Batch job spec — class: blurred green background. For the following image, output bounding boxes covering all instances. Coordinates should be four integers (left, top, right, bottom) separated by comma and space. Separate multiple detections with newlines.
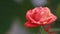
0, 0, 60, 34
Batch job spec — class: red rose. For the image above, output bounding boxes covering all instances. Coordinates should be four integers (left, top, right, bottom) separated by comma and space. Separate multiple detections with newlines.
24, 7, 57, 28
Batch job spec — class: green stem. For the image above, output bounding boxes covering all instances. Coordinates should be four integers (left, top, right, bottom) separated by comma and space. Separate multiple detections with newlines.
40, 26, 47, 34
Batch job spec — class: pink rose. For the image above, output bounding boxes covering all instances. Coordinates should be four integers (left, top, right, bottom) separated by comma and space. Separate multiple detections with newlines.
24, 7, 57, 28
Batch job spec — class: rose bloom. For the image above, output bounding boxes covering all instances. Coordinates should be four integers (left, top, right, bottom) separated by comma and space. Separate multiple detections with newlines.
24, 7, 57, 28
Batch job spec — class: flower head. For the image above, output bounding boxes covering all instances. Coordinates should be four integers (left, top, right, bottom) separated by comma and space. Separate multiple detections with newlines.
24, 7, 57, 28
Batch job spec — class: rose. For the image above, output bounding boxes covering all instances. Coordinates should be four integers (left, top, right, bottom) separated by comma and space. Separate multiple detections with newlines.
24, 7, 57, 28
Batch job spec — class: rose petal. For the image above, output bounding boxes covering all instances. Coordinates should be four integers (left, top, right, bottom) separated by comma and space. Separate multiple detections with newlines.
24, 22, 39, 28
47, 14, 57, 24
